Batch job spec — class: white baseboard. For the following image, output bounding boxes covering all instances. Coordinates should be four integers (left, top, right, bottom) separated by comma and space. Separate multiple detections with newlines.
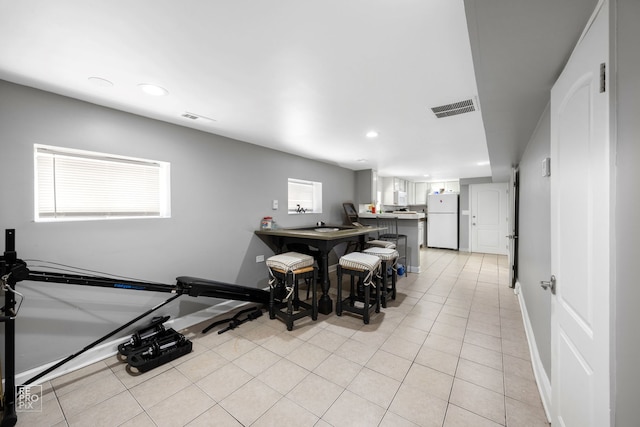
515, 281, 552, 422
13, 298, 250, 386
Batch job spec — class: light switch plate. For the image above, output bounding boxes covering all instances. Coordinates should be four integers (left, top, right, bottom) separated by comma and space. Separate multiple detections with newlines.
272, 199, 278, 210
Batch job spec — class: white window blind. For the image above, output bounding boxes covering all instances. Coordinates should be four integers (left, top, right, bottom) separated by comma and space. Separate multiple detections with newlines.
288, 178, 322, 214
35, 145, 170, 221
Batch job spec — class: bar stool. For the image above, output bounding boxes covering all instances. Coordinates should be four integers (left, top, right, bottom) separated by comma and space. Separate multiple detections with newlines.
376, 215, 409, 275
366, 239, 396, 249
266, 252, 318, 331
336, 252, 381, 324
363, 247, 399, 308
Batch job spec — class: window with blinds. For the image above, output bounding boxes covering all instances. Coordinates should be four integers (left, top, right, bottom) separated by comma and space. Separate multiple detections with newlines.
288, 178, 322, 214
34, 145, 171, 221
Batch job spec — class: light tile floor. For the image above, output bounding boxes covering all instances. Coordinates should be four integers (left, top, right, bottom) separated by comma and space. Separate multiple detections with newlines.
17, 249, 550, 427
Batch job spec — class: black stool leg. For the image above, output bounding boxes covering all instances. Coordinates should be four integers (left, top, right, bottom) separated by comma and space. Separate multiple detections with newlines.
292, 274, 301, 311
312, 268, 318, 320
363, 284, 371, 324
374, 274, 381, 313
380, 260, 388, 308
286, 271, 294, 331
391, 260, 397, 299
269, 281, 276, 319
336, 265, 343, 316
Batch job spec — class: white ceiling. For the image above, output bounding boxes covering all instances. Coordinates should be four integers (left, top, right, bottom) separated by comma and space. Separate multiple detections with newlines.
464, 0, 598, 182
0, 0, 597, 183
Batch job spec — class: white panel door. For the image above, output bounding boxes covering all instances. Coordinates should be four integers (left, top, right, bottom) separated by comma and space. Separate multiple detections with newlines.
470, 183, 508, 255
550, 1, 610, 426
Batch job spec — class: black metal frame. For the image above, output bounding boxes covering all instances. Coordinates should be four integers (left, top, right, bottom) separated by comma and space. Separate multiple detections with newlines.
268, 267, 318, 331
0, 229, 272, 427
335, 265, 380, 325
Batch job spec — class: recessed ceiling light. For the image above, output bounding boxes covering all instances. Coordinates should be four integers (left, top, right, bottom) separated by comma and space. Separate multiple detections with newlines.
88, 77, 113, 88
138, 83, 168, 96
477, 161, 490, 166
356, 158, 367, 163
423, 174, 430, 177
366, 130, 379, 138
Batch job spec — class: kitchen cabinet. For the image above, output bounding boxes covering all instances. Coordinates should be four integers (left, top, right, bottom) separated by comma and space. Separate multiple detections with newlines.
382, 177, 394, 205
384, 177, 418, 206
415, 182, 428, 204
407, 181, 416, 205
393, 177, 408, 192
427, 180, 460, 194
418, 219, 425, 247
355, 169, 378, 204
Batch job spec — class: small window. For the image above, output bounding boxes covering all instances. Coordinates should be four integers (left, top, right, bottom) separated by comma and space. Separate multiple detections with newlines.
34, 144, 171, 221
288, 178, 322, 214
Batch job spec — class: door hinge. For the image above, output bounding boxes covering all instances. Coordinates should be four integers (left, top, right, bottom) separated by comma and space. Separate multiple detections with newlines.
600, 62, 606, 93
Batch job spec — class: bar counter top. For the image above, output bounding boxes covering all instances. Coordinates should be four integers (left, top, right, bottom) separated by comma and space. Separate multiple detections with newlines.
255, 224, 382, 240
357, 212, 425, 220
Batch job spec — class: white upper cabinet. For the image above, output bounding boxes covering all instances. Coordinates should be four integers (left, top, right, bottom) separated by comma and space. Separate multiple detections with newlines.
415, 182, 428, 204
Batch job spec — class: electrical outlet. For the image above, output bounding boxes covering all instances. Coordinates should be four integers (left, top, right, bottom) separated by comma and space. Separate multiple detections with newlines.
272, 199, 278, 210
256, 255, 265, 263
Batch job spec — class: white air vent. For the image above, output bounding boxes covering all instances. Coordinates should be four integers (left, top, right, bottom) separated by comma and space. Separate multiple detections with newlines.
431, 99, 476, 118
180, 112, 216, 122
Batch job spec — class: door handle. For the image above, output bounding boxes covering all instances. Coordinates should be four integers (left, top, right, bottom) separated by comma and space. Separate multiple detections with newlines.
506, 234, 519, 239
540, 275, 556, 294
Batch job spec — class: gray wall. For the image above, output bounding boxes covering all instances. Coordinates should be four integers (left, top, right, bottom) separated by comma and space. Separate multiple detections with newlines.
614, 0, 640, 424
517, 104, 552, 379
458, 177, 492, 251
0, 80, 356, 374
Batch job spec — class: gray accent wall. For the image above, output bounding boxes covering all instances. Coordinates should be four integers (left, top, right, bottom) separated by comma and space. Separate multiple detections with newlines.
0, 80, 356, 374
614, 0, 640, 424
517, 104, 552, 379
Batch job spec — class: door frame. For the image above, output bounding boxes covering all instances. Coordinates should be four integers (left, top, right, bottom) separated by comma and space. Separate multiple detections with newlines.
508, 167, 520, 288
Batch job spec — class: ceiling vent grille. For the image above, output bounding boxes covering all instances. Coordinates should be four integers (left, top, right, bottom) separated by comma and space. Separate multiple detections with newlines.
180, 112, 216, 122
431, 99, 476, 118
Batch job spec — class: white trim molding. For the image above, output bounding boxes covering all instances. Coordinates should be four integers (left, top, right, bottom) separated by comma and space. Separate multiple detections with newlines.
515, 281, 552, 422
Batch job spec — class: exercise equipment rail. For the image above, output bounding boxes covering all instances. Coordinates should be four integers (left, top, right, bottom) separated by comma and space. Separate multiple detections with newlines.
0, 229, 271, 427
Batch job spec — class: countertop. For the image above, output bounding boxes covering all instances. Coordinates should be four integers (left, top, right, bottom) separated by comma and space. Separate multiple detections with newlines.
255, 225, 385, 240
358, 212, 426, 220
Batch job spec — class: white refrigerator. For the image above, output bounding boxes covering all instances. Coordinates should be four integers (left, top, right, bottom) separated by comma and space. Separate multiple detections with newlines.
427, 193, 459, 250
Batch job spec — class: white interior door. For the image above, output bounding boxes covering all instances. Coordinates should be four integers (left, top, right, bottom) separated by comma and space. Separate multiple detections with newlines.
470, 183, 508, 255
550, 1, 611, 426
